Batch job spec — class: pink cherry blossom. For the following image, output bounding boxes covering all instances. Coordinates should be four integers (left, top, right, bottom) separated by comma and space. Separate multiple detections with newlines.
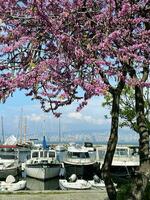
0, 0, 149, 114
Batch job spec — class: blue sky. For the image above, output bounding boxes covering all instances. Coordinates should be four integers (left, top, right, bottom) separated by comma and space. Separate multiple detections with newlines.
0, 90, 138, 144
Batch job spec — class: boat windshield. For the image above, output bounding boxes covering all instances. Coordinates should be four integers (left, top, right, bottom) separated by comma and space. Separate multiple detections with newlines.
68, 152, 90, 158
0, 154, 17, 159
114, 148, 128, 156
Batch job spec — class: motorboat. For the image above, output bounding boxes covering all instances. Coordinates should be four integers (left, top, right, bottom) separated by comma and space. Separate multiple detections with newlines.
25, 149, 61, 180
88, 175, 105, 190
59, 174, 91, 190
0, 152, 20, 179
88, 175, 117, 190
63, 144, 99, 179
97, 145, 139, 176
0, 175, 26, 191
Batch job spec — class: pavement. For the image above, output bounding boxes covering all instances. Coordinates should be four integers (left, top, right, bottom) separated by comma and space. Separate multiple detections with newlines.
0, 190, 108, 200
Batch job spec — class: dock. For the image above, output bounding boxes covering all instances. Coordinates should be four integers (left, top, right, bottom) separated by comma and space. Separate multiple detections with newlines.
0, 190, 108, 200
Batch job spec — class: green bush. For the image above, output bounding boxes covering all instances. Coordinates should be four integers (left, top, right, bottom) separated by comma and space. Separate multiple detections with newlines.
117, 183, 132, 200
117, 182, 150, 200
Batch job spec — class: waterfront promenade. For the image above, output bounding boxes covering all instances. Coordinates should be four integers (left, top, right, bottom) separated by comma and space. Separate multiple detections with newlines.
0, 190, 108, 200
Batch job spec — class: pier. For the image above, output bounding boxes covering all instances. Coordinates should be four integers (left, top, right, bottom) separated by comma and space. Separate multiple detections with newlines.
0, 190, 108, 200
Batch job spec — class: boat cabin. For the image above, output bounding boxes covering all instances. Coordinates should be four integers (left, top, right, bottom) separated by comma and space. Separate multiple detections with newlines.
64, 145, 95, 165
97, 145, 139, 168
67, 151, 90, 159
31, 150, 56, 159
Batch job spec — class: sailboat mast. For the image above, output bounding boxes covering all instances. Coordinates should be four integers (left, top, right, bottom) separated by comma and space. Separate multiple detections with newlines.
58, 118, 61, 143
20, 108, 23, 144
24, 117, 27, 143
1, 116, 4, 144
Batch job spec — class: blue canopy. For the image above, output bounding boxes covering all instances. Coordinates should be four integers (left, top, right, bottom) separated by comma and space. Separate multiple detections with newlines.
42, 136, 47, 149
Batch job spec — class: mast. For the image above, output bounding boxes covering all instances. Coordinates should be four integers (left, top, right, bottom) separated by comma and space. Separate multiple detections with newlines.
1, 116, 4, 144
19, 108, 23, 144
24, 117, 27, 143
58, 118, 61, 143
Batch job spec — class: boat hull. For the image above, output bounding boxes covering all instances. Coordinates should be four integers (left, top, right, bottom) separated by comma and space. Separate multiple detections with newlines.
59, 179, 91, 190
0, 180, 26, 191
0, 167, 19, 179
88, 180, 106, 190
64, 163, 99, 179
25, 164, 61, 180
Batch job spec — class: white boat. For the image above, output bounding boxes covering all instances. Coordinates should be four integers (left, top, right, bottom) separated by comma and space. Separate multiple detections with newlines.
63, 144, 98, 179
59, 174, 91, 190
0, 152, 20, 179
88, 175, 106, 190
97, 145, 139, 176
88, 175, 117, 190
88, 180, 106, 190
0, 175, 26, 191
25, 149, 61, 180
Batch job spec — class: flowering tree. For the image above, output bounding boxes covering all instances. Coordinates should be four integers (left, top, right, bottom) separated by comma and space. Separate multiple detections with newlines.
0, 1, 149, 199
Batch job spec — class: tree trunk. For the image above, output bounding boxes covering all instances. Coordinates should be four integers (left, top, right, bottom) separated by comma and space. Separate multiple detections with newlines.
101, 91, 121, 200
129, 86, 150, 200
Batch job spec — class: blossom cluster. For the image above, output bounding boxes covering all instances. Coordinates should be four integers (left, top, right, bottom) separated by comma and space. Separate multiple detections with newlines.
0, 0, 149, 114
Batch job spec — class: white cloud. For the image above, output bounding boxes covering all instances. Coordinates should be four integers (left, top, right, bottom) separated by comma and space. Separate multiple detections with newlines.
67, 112, 110, 125
26, 113, 48, 122
68, 112, 82, 120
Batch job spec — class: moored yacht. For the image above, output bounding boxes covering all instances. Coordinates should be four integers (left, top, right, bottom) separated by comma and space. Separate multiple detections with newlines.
0, 151, 20, 179
63, 144, 99, 179
97, 145, 139, 176
25, 148, 61, 180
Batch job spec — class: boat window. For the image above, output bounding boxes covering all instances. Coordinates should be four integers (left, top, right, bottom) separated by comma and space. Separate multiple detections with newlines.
0, 154, 17, 159
67, 152, 89, 158
72, 152, 80, 158
80, 152, 90, 158
67, 152, 72, 158
49, 151, 55, 158
115, 149, 128, 156
98, 150, 106, 159
41, 160, 48, 164
40, 151, 43, 157
44, 151, 47, 157
84, 142, 93, 147
32, 152, 38, 158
